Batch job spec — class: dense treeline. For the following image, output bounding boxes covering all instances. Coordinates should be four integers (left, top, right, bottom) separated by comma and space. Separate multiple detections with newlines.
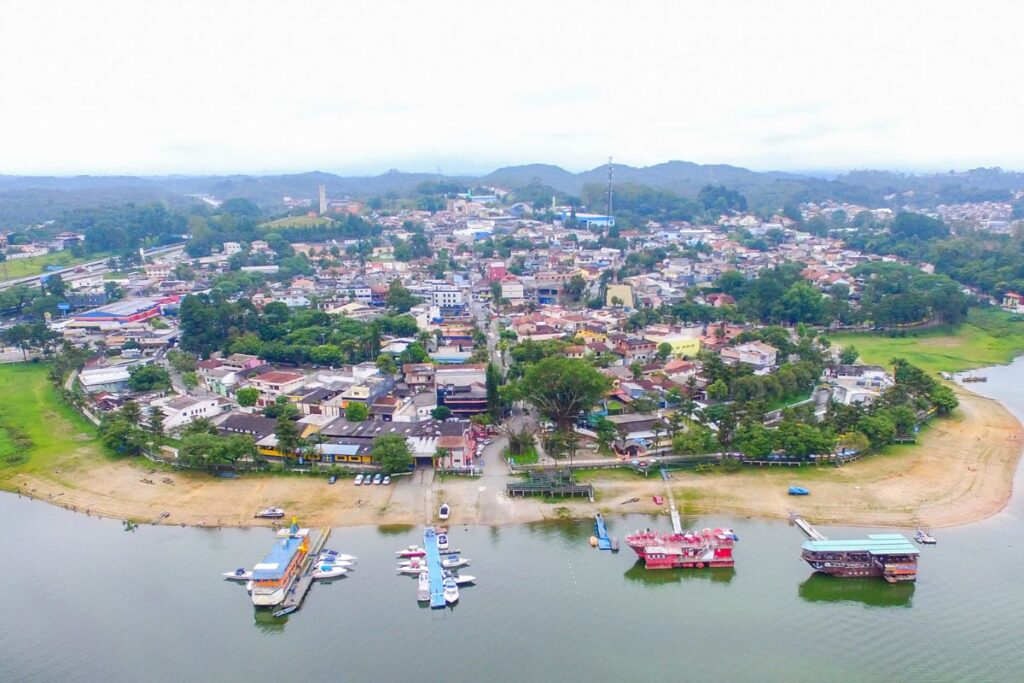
179, 294, 425, 366
58, 203, 187, 255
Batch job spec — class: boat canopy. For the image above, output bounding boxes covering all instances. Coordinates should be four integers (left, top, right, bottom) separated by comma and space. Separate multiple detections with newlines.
801, 534, 919, 556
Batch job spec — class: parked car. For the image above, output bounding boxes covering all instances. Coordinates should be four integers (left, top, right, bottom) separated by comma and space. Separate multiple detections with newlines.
373, 473, 383, 485
328, 475, 337, 485
354, 474, 364, 485
382, 475, 391, 485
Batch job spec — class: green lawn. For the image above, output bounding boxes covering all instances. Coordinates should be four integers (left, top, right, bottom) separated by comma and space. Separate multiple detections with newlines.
0, 251, 106, 282
506, 444, 538, 465
831, 308, 1024, 375
260, 215, 335, 229
0, 364, 104, 486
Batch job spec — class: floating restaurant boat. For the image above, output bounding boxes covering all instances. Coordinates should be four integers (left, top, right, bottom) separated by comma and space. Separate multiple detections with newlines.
801, 534, 919, 582
250, 521, 311, 607
625, 527, 738, 570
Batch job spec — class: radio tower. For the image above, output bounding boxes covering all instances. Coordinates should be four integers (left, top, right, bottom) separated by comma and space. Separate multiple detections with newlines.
606, 156, 613, 222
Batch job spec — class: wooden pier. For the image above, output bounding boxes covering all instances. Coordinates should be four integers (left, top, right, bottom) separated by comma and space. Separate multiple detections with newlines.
789, 513, 827, 541
273, 527, 331, 618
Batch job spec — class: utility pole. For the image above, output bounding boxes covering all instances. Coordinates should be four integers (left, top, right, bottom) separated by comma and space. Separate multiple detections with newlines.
606, 156, 613, 221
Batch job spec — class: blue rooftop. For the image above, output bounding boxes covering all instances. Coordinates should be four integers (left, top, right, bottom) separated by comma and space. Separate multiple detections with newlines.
252, 530, 307, 581
802, 534, 918, 556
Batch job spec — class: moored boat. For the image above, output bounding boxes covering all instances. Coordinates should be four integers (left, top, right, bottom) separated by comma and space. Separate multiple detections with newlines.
312, 564, 349, 580
223, 568, 253, 581
250, 521, 311, 607
914, 528, 937, 545
625, 527, 738, 570
801, 534, 919, 582
396, 545, 426, 558
417, 572, 430, 602
437, 532, 450, 551
442, 576, 459, 604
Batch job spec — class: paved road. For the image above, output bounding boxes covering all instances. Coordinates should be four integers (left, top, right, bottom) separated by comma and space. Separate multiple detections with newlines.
0, 243, 186, 291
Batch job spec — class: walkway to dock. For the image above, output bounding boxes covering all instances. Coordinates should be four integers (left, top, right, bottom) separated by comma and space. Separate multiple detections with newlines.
274, 527, 330, 617
790, 513, 826, 541
594, 513, 612, 550
423, 527, 446, 609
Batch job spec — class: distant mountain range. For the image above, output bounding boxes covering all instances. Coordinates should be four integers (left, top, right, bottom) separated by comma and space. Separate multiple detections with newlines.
2, 161, 1022, 228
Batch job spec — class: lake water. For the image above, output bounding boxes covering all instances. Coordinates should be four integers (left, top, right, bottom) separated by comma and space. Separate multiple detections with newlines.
4, 359, 1024, 683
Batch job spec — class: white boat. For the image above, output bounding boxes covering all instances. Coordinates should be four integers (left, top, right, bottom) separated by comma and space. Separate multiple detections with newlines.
223, 568, 253, 581
443, 576, 459, 604
318, 550, 357, 563
438, 503, 450, 520
441, 555, 470, 569
312, 564, 349, 580
396, 558, 430, 574
396, 545, 426, 558
453, 575, 476, 586
245, 580, 253, 593
437, 533, 450, 551
417, 572, 430, 602
254, 507, 285, 519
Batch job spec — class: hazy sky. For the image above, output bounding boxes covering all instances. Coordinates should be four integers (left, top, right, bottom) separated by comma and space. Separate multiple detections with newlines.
2, 0, 1022, 176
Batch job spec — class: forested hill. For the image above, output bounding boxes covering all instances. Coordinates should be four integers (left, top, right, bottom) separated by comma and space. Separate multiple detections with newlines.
2, 162, 1024, 227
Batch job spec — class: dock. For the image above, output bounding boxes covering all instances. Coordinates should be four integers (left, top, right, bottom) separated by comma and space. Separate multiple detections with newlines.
669, 504, 683, 534
273, 527, 330, 618
790, 513, 827, 541
594, 513, 612, 550
423, 527, 446, 609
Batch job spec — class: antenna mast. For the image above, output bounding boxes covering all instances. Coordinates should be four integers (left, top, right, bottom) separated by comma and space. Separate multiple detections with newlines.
606, 156, 613, 221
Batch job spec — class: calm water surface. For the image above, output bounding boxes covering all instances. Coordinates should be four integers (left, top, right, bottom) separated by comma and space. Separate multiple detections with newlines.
3, 359, 1024, 683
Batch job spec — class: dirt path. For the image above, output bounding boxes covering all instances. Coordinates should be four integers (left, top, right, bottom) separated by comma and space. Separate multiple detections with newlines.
8, 387, 1021, 530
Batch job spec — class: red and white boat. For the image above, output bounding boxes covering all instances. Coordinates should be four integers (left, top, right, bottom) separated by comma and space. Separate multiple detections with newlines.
625, 527, 738, 570
396, 545, 427, 558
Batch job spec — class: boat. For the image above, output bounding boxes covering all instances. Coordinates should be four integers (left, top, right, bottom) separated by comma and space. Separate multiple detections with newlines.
249, 521, 312, 607
442, 576, 459, 604
318, 550, 356, 563
652, 495, 664, 505
417, 572, 430, 602
312, 564, 349, 580
801, 534, 919, 582
396, 545, 426, 558
444, 571, 477, 586
625, 527, 738, 570
255, 507, 285, 519
438, 502, 450, 520
788, 486, 810, 496
272, 605, 297, 618
437, 532, 450, 551
914, 528, 937, 545
223, 568, 253, 581
397, 555, 469, 573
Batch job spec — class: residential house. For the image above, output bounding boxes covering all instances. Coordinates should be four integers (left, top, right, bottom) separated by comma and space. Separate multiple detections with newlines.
248, 370, 307, 406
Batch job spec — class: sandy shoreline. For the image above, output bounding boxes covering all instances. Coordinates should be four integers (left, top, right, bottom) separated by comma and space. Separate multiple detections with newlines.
7, 385, 1022, 531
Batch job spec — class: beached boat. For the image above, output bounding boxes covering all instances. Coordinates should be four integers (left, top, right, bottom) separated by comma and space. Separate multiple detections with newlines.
223, 568, 253, 581
442, 576, 459, 604
417, 572, 430, 602
788, 486, 810, 496
801, 534, 919, 582
396, 545, 426, 558
626, 527, 738, 570
255, 507, 285, 519
439, 502, 450, 520
312, 564, 349, 580
250, 522, 311, 607
914, 529, 937, 545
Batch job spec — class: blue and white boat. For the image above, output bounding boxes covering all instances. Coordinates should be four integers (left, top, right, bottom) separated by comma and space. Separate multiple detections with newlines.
788, 486, 810, 496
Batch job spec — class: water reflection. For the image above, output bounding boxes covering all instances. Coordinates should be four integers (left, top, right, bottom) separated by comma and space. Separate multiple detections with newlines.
252, 609, 287, 633
623, 562, 736, 585
798, 574, 914, 608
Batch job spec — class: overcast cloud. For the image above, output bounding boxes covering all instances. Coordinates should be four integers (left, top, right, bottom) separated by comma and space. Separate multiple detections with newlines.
1, 0, 1021, 175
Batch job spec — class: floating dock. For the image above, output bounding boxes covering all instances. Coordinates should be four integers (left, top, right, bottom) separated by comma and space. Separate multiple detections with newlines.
594, 513, 612, 550
273, 527, 330, 618
669, 504, 683, 535
423, 527, 446, 608
790, 513, 827, 541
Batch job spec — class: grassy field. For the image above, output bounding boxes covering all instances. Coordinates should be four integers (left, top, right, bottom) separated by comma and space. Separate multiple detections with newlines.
0, 251, 100, 281
832, 308, 1024, 375
0, 364, 104, 487
260, 215, 335, 229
